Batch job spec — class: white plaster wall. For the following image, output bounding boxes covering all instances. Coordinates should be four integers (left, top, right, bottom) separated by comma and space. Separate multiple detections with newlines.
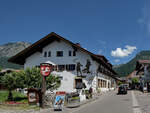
24, 40, 115, 93
52, 71, 76, 93
25, 41, 98, 72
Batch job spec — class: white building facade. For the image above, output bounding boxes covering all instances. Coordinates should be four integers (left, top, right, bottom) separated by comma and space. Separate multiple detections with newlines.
9, 32, 117, 94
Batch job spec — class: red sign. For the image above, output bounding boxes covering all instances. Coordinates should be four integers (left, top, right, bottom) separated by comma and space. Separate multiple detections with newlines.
40, 63, 52, 76
56, 91, 66, 95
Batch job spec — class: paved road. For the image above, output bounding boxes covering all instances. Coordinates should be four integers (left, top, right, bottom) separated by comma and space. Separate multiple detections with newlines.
134, 90, 150, 113
69, 91, 133, 113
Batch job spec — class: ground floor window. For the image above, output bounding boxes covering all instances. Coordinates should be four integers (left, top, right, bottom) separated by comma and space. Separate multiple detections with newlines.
58, 65, 65, 71
74, 78, 83, 89
98, 79, 107, 88
66, 64, 76, 71
51, 64, 76, 72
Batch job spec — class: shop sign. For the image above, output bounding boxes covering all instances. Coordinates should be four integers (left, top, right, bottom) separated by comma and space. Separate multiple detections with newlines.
40, 63, 52, 76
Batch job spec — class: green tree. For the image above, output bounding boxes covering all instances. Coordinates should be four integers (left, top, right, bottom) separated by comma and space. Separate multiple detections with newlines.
25, 67, 42, 89
118, 81, 123, 86
1, 67, 60, 101
15, 70, 27, 89
24, 67, 60, 90
132, 77, 139, 84
2, 72, 18, 100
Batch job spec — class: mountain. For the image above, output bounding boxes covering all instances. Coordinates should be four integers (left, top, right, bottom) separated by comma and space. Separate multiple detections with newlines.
113, 50, 150, 77
0, 42, 31, 69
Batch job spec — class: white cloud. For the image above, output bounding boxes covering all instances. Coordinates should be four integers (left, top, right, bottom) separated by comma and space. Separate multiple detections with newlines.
111, 45, 137, 58
114, 59, 120, 63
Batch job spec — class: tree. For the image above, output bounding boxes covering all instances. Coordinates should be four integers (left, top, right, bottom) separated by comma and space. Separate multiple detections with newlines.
2, 72, 18, 100
1, 67, 60, 101
118, 81, 123, 86
25, 67, 42, 89
24, 67, 60, 90
132, 77, 139, 84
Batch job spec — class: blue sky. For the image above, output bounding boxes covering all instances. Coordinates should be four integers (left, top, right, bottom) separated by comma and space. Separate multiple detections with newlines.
0, 0, 150, 65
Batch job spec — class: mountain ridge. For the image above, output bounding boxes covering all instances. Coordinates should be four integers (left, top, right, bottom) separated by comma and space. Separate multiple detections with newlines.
113, 50, 150, 77
0, 42, 31, 69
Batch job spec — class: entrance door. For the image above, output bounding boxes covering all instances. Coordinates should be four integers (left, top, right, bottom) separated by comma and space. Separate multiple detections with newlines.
75, 79, 83, 89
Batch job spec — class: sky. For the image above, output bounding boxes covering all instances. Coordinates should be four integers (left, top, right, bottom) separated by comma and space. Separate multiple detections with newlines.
0, 0, 150, 65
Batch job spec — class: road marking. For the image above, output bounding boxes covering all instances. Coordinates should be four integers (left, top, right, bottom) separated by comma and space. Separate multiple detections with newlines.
131, 91, 142, 113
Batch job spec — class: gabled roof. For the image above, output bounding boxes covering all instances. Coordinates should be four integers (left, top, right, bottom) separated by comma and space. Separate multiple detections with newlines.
95, 55, 112, 68
8, 32, 117, 78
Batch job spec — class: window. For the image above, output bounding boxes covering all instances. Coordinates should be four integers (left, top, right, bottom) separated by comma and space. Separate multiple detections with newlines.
58, 65, 65, 71
53, 65, 58, 71
48, 51, 51, 57
73, 51, 76, 56
66, 64, 76, 71
44, 51, 47, 57
56, 51, 63, 57
69, 51, 72, 56
75, 79, 83, 89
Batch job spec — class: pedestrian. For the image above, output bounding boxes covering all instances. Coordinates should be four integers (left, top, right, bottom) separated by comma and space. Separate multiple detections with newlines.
89, 87, 93, 98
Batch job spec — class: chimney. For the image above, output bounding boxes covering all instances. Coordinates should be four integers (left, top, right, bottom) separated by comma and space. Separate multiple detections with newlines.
76, 43, 81, 47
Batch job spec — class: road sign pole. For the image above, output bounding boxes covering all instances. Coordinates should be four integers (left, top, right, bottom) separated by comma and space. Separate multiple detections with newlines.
41, 76, 46, 108
40, 63, 52, 108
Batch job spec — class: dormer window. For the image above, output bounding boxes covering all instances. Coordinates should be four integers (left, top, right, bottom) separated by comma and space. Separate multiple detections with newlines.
44, 51, 47, 57
57, 51, 63, 57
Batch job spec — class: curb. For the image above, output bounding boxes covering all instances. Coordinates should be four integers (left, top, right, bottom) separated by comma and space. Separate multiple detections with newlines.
65, 96, 99, 108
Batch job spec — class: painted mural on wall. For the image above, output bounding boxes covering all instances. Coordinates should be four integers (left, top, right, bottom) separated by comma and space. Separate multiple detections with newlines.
76, 59, 92, 76
76, 62, 83, 76
82, 59, 91, 73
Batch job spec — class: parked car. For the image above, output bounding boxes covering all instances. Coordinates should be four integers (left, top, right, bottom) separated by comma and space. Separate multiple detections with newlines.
118, 85, 127, 94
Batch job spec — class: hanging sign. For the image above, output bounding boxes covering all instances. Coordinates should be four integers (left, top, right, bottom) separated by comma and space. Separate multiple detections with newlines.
40, 63, 52, 76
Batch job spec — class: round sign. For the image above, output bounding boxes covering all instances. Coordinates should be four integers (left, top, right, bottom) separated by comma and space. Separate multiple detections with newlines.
40, 63, 52, 76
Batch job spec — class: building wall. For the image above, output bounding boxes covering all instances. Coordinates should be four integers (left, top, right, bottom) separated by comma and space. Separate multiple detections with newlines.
24, 40, 116, 93
25, 40, 98, 71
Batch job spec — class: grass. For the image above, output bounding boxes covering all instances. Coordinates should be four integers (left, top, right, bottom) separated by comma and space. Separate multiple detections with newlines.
0, 104, 40, 110
0, 90, 40, 110
0, 90, 28, 103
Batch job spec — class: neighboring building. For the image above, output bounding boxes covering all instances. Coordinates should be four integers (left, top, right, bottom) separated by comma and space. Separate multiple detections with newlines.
136, 60, 150, 92
126, 71, 139, 89
8, 32, 117, 94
